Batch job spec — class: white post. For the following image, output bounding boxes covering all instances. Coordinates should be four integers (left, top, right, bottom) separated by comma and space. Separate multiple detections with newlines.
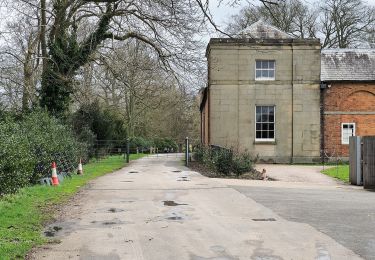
185, 137, 189, 167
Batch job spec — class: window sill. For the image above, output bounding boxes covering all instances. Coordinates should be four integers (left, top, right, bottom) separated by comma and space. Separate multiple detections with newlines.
255, 78, 275, 81
254, 140, 277, 145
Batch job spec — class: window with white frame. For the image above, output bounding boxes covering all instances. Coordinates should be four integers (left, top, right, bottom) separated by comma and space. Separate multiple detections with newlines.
255, 60, 275, 80
341, 123, 355, 144
256, 106, 275, 141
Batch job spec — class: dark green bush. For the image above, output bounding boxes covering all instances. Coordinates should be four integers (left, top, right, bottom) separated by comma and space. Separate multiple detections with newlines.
130, 137, 153, 153
74, 125, 96, 158
22, 111, 87, 181
71, 101, 127, 142
153, 138, 178, 152
0, 111, 86, 195
232, 152, 252, 176
194, 145, 254, 176
193, 145, 205, 162
71, 101, 128, 159
212, 147, 233, 175
0, 120, 35, 195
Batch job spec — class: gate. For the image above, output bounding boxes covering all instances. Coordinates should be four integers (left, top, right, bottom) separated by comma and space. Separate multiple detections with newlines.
92, 138, 199, 165
93, 140, 128, 158
363, 137, 375, 189
349, 136, 362, 185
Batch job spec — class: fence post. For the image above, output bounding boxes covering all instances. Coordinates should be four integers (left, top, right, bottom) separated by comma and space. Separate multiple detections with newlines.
349, 136, 362, 185
126, 138, 130, 163
185, 137, 189, 167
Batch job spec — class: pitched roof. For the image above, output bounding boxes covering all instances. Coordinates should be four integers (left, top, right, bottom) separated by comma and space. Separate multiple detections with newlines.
236, 20, 294, 39
321, 49, 375, 81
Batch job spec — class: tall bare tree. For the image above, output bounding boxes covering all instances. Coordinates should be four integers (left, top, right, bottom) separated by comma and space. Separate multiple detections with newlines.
363, 24, 375, 48
226, 0, 375, 48
30, 0, 212, 116
96, 41, 170, 137
320, 0, 375, 48
0, 1, 41, 111
71, 40, 199, 141
226, 0, 318, 38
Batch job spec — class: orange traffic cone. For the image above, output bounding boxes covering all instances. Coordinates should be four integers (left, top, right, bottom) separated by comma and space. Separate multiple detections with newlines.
51, 162, 59, 186
77, 158, 83, 175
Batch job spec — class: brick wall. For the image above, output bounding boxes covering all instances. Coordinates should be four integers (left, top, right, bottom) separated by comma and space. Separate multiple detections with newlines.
323, 83, 375, 157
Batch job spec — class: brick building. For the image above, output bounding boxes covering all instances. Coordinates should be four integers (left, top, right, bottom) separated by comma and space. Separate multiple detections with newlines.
200, 21, 321, 163
321, 49, 375, 159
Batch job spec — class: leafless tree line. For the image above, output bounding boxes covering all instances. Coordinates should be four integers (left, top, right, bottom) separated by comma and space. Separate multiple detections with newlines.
226, 0, 375, 48
0, 0, 211, 139
0, 0, 371, 140
0, 0, 284, 113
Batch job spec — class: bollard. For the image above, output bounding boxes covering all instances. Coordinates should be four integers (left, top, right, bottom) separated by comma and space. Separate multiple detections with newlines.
77, 158, 83, 175
185, 137, 189, 167
126, 138, 130, 163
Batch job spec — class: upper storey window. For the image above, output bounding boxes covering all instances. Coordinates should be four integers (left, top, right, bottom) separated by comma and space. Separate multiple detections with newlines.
255, 60, 275, 80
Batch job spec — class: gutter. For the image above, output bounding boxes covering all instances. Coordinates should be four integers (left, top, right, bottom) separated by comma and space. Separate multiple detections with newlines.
199, 87, 208, 112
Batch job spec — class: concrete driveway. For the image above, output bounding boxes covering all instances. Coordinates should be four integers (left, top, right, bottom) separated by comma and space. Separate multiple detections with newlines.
230, 184, 375, 260
30, 155, 362, 260
215, 164, 375, 260
256, 164, 340, 185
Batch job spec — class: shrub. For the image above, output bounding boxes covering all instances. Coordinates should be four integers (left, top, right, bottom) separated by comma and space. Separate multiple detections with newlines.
0, 110, 86, 195
0, 120, 35, 195
193, 145, 254, 177
74, 126, 96, 158
130, 137, 153, 153
153, 138, 178, 152
193, 145, 205, 162
21, 111, 87, 182
232, 152, 252, 176
211, 147, 233, 175
71, 101, 127, 143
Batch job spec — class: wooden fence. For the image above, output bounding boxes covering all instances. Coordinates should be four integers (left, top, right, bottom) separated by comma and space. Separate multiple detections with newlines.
363, 137, 375, 189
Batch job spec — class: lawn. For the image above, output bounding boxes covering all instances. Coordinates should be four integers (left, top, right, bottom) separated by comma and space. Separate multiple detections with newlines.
321, 165, 349, 183
0, 154, 146, 259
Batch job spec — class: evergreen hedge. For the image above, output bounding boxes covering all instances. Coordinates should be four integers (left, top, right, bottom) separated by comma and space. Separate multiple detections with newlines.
0, 111, 86, 195
193, 145, 253, 176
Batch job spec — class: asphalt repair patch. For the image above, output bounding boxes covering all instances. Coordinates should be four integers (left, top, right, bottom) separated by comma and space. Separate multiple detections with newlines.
252, 218, 276, 222
163, 200, 188, 206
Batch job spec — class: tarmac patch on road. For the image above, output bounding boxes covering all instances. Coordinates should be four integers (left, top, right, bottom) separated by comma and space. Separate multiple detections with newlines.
163, 200, 188, 206
252, 218, 277, 222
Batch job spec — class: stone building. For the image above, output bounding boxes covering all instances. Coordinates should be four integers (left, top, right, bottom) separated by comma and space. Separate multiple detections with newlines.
200, 21, 321, 163
321, 49, 375, 159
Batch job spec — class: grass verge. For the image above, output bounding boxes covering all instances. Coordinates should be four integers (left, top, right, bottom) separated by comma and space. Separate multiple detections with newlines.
321, 165, 349, 183
0, 154, 146, 259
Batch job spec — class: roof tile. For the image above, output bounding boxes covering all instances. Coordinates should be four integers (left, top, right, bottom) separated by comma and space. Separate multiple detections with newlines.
321, 49, 375, 81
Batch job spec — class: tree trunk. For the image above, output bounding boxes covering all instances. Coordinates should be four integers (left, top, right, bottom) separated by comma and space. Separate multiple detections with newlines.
22, 34, 38, 111
22, 63, 32, 111
40, 0, 47, 73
